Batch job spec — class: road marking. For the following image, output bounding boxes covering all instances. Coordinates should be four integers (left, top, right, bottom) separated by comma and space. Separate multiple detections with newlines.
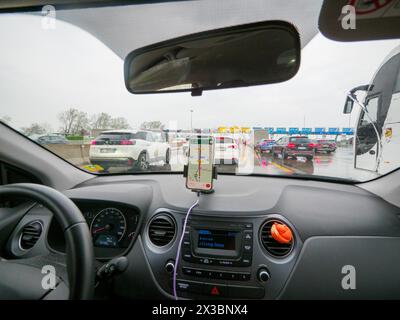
271, 161, 294, 173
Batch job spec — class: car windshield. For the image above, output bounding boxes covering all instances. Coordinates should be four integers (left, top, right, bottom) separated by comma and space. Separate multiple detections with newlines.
1, 1, 399, 182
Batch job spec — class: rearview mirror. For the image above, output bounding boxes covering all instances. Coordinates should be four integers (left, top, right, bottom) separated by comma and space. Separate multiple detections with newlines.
124, 21, 300, 96
343, 96, 354, 114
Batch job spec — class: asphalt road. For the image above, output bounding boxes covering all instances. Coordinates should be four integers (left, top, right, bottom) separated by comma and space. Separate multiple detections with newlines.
253, 147, 355, 178
104, 145, 373, 182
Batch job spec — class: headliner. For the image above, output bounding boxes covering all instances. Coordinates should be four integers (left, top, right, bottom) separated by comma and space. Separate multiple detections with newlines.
17, 0, 322, 59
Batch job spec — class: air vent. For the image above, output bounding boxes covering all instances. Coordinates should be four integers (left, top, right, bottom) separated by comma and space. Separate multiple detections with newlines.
148, 214, 176, 247
260, 220, 294, 257
19, 221, 43, 250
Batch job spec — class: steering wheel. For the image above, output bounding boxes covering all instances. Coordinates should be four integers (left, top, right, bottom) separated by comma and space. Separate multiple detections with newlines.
0, 183, 94, 300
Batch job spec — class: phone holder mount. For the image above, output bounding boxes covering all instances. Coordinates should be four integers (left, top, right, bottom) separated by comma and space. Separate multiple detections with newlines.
183, 165, 218, 194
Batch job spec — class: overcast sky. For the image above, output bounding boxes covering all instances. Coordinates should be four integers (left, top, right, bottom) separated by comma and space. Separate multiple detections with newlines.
0, 11, 399, 132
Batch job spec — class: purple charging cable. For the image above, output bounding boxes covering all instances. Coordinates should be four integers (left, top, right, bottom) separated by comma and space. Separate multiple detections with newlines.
173, 196, 200, 300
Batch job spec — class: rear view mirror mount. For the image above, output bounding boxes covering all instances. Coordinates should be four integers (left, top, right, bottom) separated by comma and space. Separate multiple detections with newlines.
124, 21, 301, 96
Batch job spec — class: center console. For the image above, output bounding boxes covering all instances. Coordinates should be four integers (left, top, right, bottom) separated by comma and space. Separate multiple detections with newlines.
172, 218, 267, 299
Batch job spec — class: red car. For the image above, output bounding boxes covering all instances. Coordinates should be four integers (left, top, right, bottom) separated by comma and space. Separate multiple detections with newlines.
312, 139, 337, 154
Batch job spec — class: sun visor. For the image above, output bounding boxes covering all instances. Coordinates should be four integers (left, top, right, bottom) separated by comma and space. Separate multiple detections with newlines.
319, 0, 400, 41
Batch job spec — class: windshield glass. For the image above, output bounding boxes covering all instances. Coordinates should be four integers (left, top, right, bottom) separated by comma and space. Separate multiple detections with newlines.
289, 137, 310, 144
1, 1, 399, 182
216, 137, 235, 144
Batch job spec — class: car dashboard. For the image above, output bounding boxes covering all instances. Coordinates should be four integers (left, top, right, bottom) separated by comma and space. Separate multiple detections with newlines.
5, 173, 400, 299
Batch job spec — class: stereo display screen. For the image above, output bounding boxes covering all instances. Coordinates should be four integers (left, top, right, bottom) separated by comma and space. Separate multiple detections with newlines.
197, 229, 238, 250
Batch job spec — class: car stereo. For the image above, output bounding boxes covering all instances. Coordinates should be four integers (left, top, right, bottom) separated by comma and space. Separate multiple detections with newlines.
182, 220, 253, 267
174, 219, 266, 299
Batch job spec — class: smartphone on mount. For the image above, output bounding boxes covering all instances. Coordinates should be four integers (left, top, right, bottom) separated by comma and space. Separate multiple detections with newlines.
186, 135, 215, 192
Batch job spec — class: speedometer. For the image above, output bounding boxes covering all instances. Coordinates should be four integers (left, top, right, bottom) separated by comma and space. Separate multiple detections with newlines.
90, 208, 127, 248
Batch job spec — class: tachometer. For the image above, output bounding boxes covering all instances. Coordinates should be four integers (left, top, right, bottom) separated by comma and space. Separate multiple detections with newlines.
90, 208, 127, 248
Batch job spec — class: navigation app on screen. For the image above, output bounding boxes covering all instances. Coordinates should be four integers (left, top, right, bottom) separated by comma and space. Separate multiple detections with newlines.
186, 136, 214, 191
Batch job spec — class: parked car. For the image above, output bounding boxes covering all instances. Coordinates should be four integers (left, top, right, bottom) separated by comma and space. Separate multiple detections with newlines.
214, 136, 239, 165
256, 139, 275, 154
272, 136, 314, 161
89, 130, 170, 170
30, 134, 69, 145
312, 139, 337, 153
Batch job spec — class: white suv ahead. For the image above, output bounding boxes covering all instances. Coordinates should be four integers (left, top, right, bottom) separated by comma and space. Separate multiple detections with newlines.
214, 136, 240, 165
89, 130, 170, 170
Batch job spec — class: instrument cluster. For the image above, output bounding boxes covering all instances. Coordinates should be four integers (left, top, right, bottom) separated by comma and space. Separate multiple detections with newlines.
47, 200, 140, 259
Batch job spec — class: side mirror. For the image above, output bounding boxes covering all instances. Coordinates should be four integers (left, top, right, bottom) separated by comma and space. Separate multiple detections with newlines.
343, 96, 354, 114
344, 85, 373, 114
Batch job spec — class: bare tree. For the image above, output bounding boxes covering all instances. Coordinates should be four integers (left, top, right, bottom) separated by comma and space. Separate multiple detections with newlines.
21, 123, 51, 136
59, 108, 79, 134
90, 113, 131, 130
71, 111, 89, 134
58, 109, 130, 134
110, 117, 130, 129
58, 108, 88, 135
90, 112, 112, 130
140, 121, 164, 131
